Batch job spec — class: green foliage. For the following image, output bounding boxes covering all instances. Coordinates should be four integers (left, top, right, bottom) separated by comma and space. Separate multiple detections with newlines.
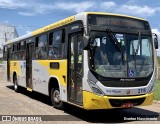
157, 57, 160, 65
154, 81, 160, 100
0, 60, 2, 64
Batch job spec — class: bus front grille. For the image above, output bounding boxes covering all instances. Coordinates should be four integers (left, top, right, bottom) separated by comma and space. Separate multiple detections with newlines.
101, 80, 149, 87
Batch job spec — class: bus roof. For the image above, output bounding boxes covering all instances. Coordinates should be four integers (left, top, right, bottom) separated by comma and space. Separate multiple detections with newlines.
4, 12, 146, 46
84, 12, 146, 21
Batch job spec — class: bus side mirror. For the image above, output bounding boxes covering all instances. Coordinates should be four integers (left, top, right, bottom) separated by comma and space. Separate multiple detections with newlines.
153, 33, 158, 49
154, 38, 158, 49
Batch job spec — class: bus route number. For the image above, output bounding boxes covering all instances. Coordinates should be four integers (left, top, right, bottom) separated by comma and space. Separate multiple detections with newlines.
138, 88, 146, 94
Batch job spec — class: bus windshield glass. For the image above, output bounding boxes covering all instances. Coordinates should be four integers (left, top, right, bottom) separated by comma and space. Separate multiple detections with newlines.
89, 31, 153, 78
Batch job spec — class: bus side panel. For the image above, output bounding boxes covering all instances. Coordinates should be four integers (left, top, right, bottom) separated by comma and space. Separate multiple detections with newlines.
10, 61, 14, 83
32, 60, 50, 95
32, 60, 67, 101
2, 61, 7, 81
17, 61, 26, 87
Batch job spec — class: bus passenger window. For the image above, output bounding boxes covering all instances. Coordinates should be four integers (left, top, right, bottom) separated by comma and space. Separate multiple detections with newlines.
18, 41, 26, 60
12, 43, 19, 60
19, 51, 25, 60
3, 46, 7, 60
35, 35, 48, 59
48, 30, 62, 59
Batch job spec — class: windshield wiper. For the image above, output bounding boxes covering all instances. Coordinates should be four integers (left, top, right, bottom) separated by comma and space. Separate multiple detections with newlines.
133, 32, 141, 55
106, 28, 126, 63
106, 28, 123, 53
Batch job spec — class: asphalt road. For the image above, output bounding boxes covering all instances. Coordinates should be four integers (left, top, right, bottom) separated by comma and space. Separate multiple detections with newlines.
0, 69, 160, 124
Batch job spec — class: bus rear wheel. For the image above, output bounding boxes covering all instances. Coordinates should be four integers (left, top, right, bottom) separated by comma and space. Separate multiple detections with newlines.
51, 88, 63, 109
13, 75, 19, 92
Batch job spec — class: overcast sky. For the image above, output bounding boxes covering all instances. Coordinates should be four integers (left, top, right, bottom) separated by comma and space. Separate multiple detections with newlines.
0, 0, 160, 53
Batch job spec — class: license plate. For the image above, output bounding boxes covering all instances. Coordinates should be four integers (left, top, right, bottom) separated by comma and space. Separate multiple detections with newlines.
121, 103, 134, 108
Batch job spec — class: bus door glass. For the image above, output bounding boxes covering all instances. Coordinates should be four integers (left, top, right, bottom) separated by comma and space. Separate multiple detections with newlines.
7, 48, 11, 81
26, 43, 34, 89
68, 33, 83, 105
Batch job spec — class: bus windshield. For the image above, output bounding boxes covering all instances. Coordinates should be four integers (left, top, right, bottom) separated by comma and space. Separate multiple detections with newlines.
89, 31, 153, 78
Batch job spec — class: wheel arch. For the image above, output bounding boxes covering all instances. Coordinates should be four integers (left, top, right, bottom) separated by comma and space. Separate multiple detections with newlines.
48, 76, 61, 97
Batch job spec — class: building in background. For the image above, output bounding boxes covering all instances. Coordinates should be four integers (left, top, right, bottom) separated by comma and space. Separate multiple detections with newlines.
0, 24, 19, 58
0, 49, 2, 58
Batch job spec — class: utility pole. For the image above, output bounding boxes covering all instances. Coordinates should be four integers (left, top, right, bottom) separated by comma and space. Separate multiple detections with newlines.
4, 32, 7, 42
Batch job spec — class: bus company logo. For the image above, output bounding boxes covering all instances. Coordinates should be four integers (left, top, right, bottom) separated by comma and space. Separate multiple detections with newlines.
120, 79, 135, 81
106, 89, 121, 94
71, 25, 79, 30
126, 89, 130, 94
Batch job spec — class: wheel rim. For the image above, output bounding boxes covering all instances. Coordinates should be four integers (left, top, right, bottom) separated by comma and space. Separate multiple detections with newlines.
14, 77, 18, 91
53, 90, 60, 103
14, 81, 17, 90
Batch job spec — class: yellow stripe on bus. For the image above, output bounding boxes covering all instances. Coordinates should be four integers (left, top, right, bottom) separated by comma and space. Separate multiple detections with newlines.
32, 16, 75, 36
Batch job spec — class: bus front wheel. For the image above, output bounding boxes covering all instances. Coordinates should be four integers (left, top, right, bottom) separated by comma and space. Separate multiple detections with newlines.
51, 88, 63, 109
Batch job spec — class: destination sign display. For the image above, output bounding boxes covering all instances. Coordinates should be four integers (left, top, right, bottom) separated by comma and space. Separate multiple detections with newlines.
88, 14, 150, 30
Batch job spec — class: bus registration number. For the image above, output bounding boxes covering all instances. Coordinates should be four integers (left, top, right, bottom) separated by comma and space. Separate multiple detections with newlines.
121, 103, 134, 108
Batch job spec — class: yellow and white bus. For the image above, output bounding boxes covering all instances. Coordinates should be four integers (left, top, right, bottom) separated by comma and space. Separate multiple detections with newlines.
2, 12, 158, 110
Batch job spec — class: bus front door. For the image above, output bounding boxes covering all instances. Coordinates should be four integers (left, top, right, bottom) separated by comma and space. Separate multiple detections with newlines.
68, 33, 83, 105
7, 48, 11, 81
26, 43, 34, 90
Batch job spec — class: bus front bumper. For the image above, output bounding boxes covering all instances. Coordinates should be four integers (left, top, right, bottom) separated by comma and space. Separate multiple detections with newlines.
83, 91, 154, 110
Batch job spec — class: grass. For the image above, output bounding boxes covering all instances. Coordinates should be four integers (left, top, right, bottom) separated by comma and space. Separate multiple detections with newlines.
0, 60, 2, 64
157, 57, 160, 65
154, 80, 160, 101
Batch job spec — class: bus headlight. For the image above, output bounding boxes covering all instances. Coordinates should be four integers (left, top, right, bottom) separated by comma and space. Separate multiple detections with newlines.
88, 80, 105, 96
147, 80, 155, 94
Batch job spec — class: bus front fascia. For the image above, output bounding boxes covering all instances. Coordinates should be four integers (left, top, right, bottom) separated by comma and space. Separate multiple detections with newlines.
84, 25, 155, 95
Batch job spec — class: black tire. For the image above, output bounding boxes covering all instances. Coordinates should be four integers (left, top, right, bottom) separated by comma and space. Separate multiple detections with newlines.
13, 75, 19, 92
51, 88, 63, 109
